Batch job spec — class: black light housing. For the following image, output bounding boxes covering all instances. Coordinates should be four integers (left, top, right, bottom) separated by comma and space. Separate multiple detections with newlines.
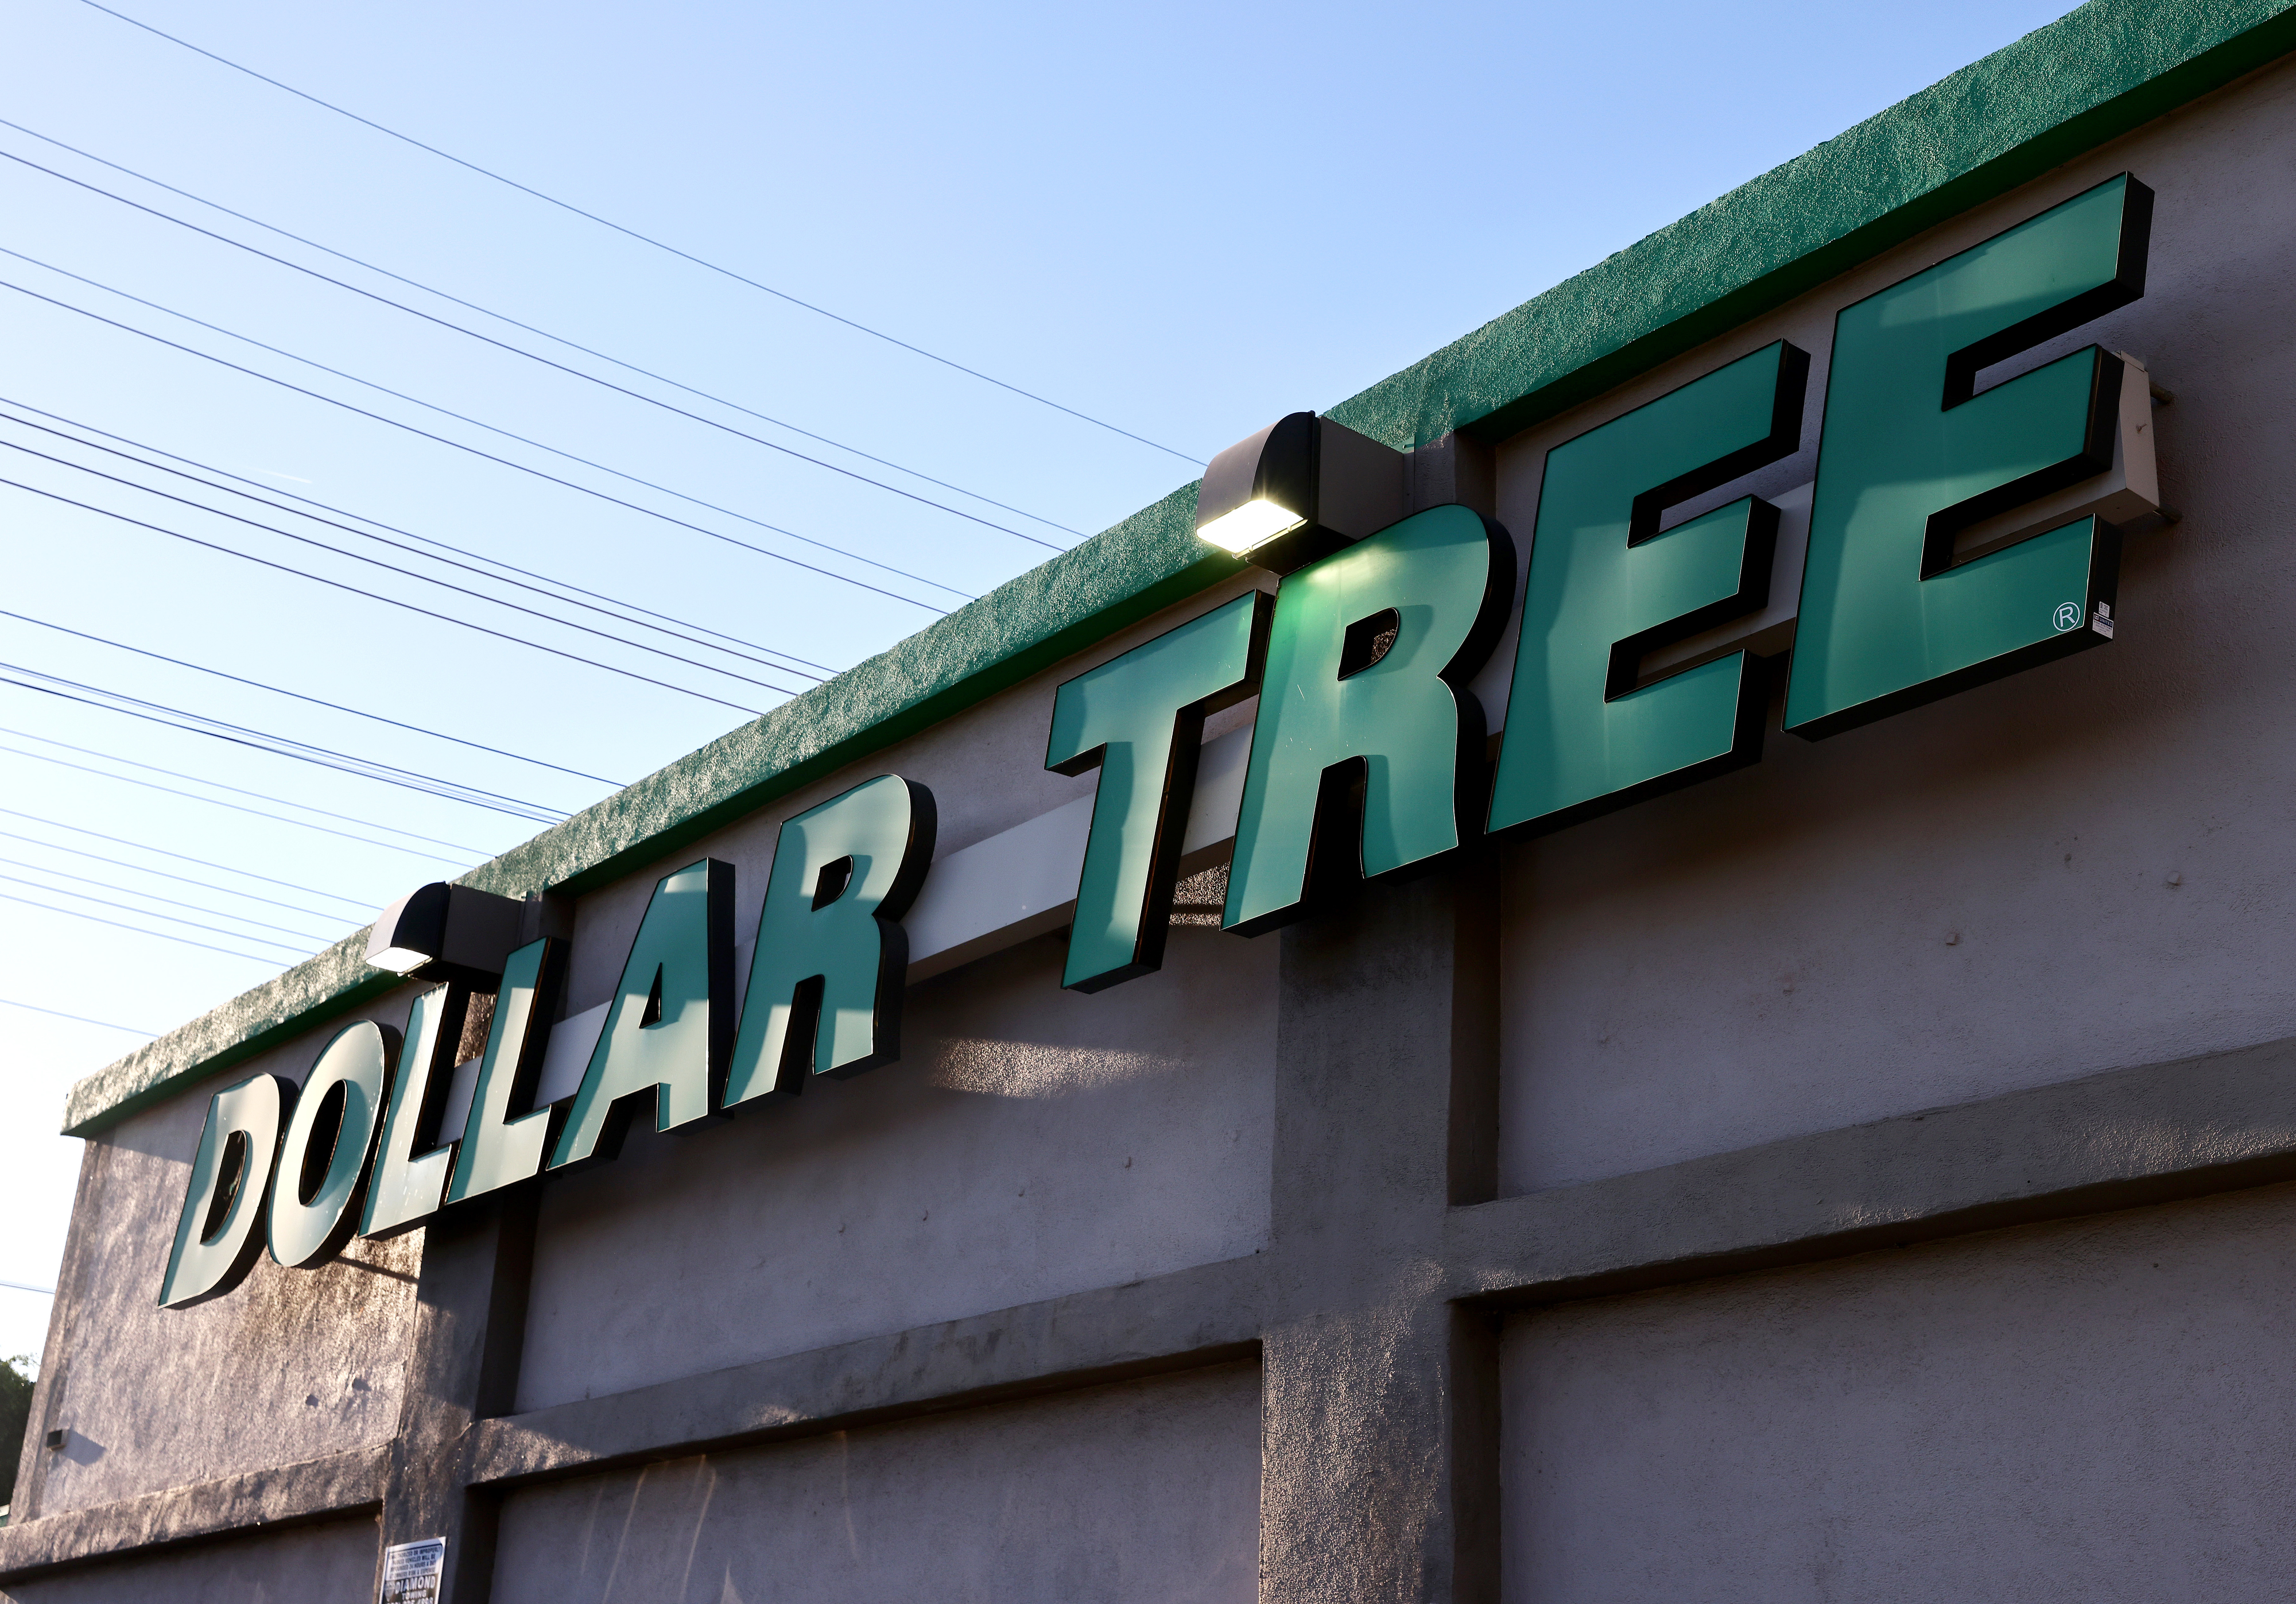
1194, 412, 1409, 574
365, 882, 526, 987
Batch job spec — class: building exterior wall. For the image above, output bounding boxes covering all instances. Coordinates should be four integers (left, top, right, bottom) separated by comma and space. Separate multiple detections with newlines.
1495, 49, 2296, 1190
0, 1519, 379, 1604
492, 1362, 1261, 1604
11, 1001, 424, 1520
516, 926, 1274, 1410
7, 10, 2296, 1600
1502, 1183, 2296, 1600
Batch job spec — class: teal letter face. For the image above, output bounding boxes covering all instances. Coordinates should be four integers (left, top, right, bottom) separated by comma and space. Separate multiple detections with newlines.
1047, 592, 1268, 991
446, 936, 568, 1207
723, 776, 934, 1105
362, 982, 468, 1238
552, 858, 735, 1166
1489, 340, 1808, 836
160, 1073, 290, 1308
1785, 173, 2151, 738
269, 1020, 393, 1269
1223, 503, 1513, 936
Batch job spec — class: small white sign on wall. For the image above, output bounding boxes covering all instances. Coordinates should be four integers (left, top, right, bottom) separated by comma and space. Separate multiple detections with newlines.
380, 1537, 446, 1603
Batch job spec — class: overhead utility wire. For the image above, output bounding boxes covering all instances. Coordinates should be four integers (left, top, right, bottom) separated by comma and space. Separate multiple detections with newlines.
0, 247, 968, 608
0, 118, 1086, 539
0, 427, 807, 698
1, 665, 561, 822
0, 822, 353, 924
0, 468, 771, 717
0, 739, 475, 867
0, 668, 568, 824
0, 150, 1058, 552
0, 605, 625, 788
0, 724, 486, 853
0, 398, 837, 680
0, 855, 328, 942
0, 805, 370, 908
0, 269, 961, 614
0, 858, 333, 944
0, 870, 307, 952
0, 405, 827, 687
0, 995, 152, 1036
0, 889, 283, 965
71, 0, 1207, 467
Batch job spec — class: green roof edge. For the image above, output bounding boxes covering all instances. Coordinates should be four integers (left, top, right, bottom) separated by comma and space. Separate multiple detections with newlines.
61, 0, 2296, 1137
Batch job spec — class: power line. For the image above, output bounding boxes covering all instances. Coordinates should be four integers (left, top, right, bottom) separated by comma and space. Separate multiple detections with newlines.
0, 863, 324, 947
0, 146, 1065, 551
0, 468, 771, 717
0, 119, 1088, 540
0, 665, 569, 824
0, 268, 960, 614
0, 723, 484, 851
71, 0, 1207, 467
0, 822, 352, 923
0, 606, 627, 788
0, 995, 151, 1036
0, 249, 969, 609
0, 430, 804, 700
0, 888, 286, 964
0, 404, 828, 686
0, 806, 371, 908
0, 851, 339, 942
0, 398, 841, 678
0, 664, 562, 822
0, 735, 478, 864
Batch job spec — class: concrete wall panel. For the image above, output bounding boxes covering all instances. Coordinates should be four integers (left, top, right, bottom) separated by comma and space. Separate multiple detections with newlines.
0, 1517, 377, 1603
492, 1361, 1260, 1604
1500, 1181, 2296, 1602
19, 994, 425, 1519
516, 922, 1274, 1411
1496, 54, 2296, 1191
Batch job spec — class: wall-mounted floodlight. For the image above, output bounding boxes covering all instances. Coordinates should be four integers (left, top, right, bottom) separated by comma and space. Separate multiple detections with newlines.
1195, 412, 1409, 574
366, 882, 526, 987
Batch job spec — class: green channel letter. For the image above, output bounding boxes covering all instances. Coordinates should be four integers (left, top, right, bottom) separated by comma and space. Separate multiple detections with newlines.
445, 936, 568, 1206
268, 1020, 393, 1269
1489, 340, 1807, 835
160, 1072, 290, 1308
1785, 173, 2152, 738
552, 857, 735, 1164
1224, 503, 1514, 935
1047, 592, 1268, 991
362, 982, 468, 1237
723, 776, 935, 1105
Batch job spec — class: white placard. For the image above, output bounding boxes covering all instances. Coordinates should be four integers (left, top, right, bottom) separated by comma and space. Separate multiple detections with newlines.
380, 1537, 446, 1603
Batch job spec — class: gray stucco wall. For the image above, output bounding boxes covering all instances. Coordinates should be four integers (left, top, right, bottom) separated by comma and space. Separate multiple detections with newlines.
0, 1517, 378, 1603
17, 995, 425, 1518
1500, 1181, 2296, 1601
516, 924, 1274, 1410
1494, 51, 2296, 1193
491, 1361, 1261, 1604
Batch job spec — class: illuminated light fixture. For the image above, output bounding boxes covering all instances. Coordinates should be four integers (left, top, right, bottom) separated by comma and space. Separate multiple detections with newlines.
366, 882, 526, 986
1194, 412, 1409, 574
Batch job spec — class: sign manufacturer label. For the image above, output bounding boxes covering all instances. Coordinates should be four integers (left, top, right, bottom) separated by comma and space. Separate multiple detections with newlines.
380, 1537, 445, 1604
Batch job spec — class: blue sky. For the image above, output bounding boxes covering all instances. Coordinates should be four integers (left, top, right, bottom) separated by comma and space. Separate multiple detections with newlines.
0, 0, 2077, 1359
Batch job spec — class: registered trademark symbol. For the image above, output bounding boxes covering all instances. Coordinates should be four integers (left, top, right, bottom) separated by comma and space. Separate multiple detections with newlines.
2053, 601, 2083, 633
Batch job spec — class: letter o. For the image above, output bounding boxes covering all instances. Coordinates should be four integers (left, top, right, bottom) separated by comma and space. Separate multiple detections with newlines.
267, 1020, 397, 1269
